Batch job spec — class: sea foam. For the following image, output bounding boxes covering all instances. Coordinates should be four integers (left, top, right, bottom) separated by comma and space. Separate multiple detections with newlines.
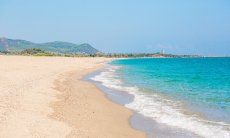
91, 65, 230, 138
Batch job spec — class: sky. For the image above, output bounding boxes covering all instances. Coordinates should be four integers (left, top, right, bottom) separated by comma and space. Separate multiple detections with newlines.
0, 0, 230, 56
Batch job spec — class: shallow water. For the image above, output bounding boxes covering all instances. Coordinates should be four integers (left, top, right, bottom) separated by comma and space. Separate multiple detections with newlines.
85, 69, 200, 138
90, 58, 230, 138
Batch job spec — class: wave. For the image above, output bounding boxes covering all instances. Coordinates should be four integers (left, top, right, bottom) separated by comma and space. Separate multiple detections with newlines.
91, 65, 230, 138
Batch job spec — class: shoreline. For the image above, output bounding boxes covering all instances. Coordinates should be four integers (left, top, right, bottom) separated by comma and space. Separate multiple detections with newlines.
0, 56, 145, 137
50, 62, 145, 137
87, 65, 208, 138
86, 65, 202, 138
89, 59, 230, 138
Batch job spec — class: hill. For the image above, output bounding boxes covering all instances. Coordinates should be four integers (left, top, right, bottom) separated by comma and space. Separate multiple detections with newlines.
0, 37, 99, 54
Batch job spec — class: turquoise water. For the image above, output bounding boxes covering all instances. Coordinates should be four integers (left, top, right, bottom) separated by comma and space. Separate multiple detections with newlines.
112, 58, 230, 120
92, 57, 230, 137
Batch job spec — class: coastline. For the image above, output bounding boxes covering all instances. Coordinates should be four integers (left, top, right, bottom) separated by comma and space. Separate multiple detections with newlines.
0, 55, 145, 138
89, 58, 230, 138
50, 60, 145, 138
86, 65, 201, 138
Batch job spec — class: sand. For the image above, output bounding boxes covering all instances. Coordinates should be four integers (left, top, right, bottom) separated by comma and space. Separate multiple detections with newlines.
0, 55, 145, 138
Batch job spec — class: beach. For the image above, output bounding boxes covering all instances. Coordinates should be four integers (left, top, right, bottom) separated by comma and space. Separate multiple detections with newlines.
0, 55, 145, 138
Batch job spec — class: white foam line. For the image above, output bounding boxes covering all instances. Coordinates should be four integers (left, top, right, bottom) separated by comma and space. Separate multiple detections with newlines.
91, 65, 230, 138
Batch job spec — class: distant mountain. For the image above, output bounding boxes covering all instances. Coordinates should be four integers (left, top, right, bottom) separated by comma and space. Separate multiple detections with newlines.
0, 37, 100, 54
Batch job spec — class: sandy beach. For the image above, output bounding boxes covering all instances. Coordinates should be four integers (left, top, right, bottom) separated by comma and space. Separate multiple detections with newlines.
0, 55, 145, 138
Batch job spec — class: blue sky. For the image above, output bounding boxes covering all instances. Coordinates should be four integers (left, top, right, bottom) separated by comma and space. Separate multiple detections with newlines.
0, 0, 230, 56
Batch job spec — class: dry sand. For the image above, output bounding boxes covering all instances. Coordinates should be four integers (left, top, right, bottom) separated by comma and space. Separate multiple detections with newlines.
0, 55, 145, 138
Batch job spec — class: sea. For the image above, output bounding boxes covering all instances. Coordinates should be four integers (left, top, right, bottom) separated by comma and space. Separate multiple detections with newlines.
90, 57, 230, 138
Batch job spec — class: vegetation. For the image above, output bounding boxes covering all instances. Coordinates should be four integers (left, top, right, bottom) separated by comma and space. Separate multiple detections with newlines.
0, 37, 99, 55
0, 48, 201, 58
0, 37, 201, 58
19, 48, 57, 56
